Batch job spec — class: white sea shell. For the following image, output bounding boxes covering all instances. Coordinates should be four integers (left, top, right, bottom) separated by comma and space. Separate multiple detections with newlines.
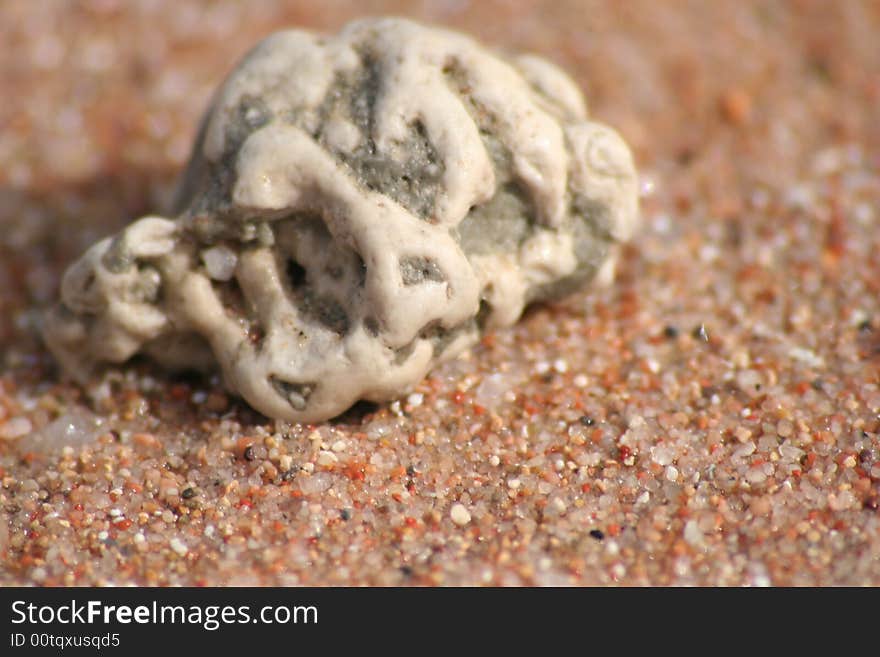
42, 17, 638, 422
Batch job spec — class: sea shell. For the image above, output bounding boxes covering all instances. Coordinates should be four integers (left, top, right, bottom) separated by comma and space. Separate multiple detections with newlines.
42, 17, 638, 422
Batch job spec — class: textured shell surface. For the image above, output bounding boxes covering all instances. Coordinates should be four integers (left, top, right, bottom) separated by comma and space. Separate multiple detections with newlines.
42, 17, 639, 422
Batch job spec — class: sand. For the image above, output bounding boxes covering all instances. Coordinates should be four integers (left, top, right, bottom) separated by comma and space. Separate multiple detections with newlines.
1, 0, 879, 586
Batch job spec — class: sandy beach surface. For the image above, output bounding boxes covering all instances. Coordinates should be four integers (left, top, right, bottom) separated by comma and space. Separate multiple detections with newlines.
1, 0, 879, 586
